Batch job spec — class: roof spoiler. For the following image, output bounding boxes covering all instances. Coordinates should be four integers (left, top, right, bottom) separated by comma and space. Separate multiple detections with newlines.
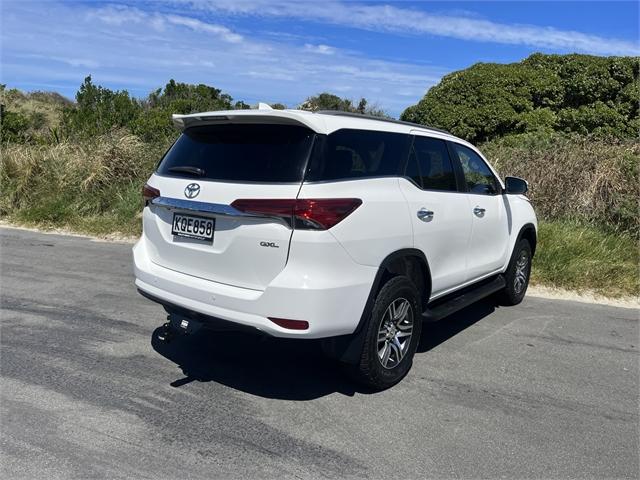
171, 108, 317, 132
172, 114, 230, 130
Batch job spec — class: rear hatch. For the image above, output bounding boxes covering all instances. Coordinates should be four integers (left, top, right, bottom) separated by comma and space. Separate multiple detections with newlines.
144, 123, 315, 291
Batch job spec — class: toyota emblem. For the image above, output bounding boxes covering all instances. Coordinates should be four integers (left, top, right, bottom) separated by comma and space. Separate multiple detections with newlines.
184, 183, 200, 199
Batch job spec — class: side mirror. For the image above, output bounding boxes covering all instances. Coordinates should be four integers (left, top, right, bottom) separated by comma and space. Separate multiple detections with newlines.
505, 176, 528, 195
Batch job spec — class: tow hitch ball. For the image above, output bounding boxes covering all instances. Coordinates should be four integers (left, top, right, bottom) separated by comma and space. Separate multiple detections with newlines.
157, 315, 192, 342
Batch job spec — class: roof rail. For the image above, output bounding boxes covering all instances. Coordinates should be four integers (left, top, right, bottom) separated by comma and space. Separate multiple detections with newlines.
314, 110, 451, 135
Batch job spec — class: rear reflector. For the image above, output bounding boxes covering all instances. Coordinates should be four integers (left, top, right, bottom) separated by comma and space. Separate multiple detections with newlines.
268, 317, 309, 330
231, 198, 362, 230
142, 184, 160, 204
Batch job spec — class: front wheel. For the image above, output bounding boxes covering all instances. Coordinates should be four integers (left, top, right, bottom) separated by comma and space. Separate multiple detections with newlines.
349, 276, 422, 390
499, 239, 532, 306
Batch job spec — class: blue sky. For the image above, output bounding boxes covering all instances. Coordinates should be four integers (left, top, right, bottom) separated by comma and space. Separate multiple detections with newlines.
2, 1, 639, 117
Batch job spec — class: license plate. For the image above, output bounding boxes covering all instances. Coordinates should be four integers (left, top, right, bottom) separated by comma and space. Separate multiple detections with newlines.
171, 213, 214, 243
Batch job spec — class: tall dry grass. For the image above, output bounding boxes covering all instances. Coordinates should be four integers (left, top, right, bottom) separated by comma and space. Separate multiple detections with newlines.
1, 130, 167, 235
483, 134, 640, 237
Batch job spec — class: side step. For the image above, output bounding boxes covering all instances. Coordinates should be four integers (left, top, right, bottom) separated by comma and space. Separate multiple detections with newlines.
422, 275, 506, 322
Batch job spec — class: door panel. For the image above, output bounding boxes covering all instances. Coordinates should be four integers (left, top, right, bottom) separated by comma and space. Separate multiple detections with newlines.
401, 134, 472, 298
449, 142, 510, 280
466, 195, 510, 279
399, 180, 471, 296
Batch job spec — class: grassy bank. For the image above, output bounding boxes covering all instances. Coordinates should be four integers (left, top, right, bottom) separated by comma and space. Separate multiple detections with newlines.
532, 221, 638, 297
1, 131, 638, 298
1, 131, 165, 237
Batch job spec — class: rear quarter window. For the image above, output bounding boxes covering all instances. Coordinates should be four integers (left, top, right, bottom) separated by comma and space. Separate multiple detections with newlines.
306, 129, 410, 182
157, 124, 315, 183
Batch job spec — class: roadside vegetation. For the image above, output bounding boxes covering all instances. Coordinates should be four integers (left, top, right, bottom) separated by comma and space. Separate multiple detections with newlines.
1, 53, 638, 297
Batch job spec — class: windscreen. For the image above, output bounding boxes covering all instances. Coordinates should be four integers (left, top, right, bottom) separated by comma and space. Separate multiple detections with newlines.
157, 124, 315, 183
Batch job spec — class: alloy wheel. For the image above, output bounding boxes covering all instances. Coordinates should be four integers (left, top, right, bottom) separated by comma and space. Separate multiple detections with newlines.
514, 251, 529, 294
377, 297, 414, 369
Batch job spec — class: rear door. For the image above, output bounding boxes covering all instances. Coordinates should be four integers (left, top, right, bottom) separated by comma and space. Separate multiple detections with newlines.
448, 142, 510, 281
398, 133, 472, 298
143, 123, 314, 291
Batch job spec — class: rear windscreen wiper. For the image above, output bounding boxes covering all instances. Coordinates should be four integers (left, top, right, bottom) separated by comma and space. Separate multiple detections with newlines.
168, 166, 206, 177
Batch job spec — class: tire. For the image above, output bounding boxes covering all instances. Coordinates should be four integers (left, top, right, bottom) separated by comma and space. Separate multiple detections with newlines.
499, 239, 532, 306
349, 276, 422, 390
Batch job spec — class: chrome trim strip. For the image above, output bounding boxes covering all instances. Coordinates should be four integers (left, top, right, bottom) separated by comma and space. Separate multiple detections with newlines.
150, 196, 253, 217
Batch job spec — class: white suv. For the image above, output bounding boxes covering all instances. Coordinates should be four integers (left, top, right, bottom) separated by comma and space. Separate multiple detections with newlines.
134, 107, 537, 389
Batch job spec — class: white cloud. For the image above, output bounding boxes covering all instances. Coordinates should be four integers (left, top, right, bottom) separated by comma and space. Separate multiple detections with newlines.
304, 43, 336, 55
89, 5, 243, 43
1, 1, 446, 116
163, 14, 243, 43
185, 0, 640, 56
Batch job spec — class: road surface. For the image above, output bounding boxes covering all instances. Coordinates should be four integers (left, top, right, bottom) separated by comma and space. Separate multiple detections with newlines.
1, 227, 638, 479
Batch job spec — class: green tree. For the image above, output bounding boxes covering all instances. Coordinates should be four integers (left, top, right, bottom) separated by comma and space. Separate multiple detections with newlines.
133, 79, 236, 142
299, 92, 387, 117
62, 76, 141, 138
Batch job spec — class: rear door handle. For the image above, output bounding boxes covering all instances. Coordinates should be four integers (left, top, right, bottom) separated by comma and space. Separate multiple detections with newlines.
417, 208, 434, 221
473, 206, 486, 217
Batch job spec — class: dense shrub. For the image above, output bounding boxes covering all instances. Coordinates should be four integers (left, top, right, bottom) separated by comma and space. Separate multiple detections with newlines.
1, 85, 70, 143
401, 53, 640, 143
61, 76, 141, 138
0, 109, 31, 142
132, 79, 236, 142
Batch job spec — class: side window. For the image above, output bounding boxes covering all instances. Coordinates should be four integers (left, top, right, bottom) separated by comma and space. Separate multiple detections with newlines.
306, 129, 409, 181
410, 136, 457, 192
451, 143, 499, 195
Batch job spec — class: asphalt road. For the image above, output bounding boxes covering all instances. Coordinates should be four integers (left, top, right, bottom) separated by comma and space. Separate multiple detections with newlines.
1, 227, 638, 479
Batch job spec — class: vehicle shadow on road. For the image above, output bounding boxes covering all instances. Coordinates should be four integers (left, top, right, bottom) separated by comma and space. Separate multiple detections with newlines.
151, 328, 365, 400
417, 297, 497, 353
151, 298, 497, 400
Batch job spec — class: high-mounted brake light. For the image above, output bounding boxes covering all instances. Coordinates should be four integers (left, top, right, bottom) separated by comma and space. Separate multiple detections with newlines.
142, 184, 160, 205
231, 198, 362, 230
268, 317, 309, 330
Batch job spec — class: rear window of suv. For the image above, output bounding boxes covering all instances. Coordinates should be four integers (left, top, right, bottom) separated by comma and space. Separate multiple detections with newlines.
157, 124, 315, 183
306, 129, 410, 182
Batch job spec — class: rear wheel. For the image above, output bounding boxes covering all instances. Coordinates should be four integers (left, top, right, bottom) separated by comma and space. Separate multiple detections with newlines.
499, 239, 532, 306
349, 276, 422, 390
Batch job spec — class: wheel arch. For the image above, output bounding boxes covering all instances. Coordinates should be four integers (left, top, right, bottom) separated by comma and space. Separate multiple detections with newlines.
375, 249, 432, 312
516, 223, 537, 256
321, 248, 432, 365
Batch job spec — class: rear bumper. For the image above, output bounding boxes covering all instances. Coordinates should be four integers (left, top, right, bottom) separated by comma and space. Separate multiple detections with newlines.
133, 232, 377, 339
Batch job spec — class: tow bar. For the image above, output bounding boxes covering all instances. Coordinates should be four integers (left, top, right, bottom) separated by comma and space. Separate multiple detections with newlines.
157, 321, 174, 342
157, 314, 203, 342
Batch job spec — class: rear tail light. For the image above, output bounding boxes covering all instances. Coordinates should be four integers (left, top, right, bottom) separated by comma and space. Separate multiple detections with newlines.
268, 317, 309, 330
231, 198, 362, 230
142, 184, 160, 205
